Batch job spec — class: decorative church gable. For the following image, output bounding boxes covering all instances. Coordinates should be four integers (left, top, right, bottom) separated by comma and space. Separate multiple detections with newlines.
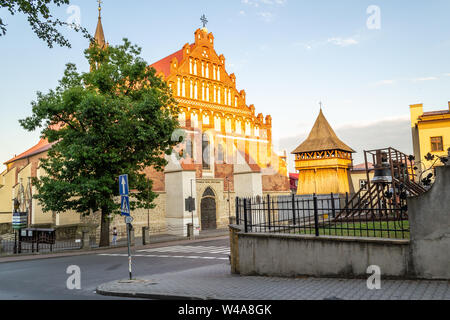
149, 28, 262, 128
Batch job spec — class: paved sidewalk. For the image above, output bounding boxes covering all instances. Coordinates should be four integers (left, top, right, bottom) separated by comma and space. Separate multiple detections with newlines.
97, 263, 450, 300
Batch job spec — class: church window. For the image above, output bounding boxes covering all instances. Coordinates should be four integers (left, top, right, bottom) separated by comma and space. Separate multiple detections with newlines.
202, 82, 205, 100
228, 90, 231, 106
235, 97, 238, 107
206, 84, 210, 101
184, 137, 194, 159
194, 61, 197, 75
189, 59, 193, 74
245, 122, 251, 136
235, 120, 242, 134
203, 114, 210, 126
224, 88, 227, 105
218, 87, 221, 104
177, 78, 181, 96
206, 64, 209, 78
190, 80, 193, 99
202, 62, 205, 77
214, 116, 221, 131
182, 79, 186, 97
255, 126, 260, 137
178, 112, 186, 127
225, 118, 232, 133
213, 85, 217, 103
217, 68, 220, 81
191, 113, 199, 128
202, 134, 211, 170
217, 144, 225, 163
213, 66, 216, 80
194, 82, 198, 99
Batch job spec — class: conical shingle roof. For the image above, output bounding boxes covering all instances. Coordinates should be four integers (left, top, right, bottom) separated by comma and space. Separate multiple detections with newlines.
292, 110, 355, 154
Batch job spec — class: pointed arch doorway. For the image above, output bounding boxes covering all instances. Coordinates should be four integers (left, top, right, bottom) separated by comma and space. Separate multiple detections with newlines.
200, 187, 217, 230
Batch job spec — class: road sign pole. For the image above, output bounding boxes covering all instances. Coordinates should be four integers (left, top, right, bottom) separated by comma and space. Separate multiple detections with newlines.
126, 222, 132, 280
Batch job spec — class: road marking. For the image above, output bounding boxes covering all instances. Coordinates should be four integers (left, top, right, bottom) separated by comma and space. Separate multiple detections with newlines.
137, 245, 230, 255
98, 253, 229, 261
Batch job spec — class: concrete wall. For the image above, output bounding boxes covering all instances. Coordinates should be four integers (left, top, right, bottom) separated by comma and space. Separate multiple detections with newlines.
237, 233, 410, 278
408, 165, 450, 279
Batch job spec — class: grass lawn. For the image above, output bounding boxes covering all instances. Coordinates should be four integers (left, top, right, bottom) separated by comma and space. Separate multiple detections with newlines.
297, 220, 410, 239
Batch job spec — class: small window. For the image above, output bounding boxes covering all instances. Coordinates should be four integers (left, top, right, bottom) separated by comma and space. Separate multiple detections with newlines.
359, 179, 368, 191
431, 136, 443, 152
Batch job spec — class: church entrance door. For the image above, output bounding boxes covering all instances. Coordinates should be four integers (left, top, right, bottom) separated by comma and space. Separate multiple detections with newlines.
200, 187, 217, 230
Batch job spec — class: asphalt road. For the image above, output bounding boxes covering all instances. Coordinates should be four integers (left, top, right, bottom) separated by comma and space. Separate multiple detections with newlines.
0, 238, 229, 300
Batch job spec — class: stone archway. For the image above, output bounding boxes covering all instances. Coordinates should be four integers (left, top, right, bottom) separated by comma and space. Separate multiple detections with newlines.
200, 187, 217, 230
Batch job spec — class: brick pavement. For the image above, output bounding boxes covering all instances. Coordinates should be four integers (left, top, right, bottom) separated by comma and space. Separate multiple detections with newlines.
96, 263, 450, 300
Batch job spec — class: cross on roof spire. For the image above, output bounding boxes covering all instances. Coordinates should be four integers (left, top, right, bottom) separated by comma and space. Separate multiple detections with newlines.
200, 14, 208, 28
98, 0, 103, 17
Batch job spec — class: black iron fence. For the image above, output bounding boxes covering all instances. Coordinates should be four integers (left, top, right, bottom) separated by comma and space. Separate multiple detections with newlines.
0, 236, 97, 255
236, 194, 410, 239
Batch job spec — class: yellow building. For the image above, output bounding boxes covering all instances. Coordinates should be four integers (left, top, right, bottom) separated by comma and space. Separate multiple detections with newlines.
410, 102, 450, 179
292, 110, 355, 195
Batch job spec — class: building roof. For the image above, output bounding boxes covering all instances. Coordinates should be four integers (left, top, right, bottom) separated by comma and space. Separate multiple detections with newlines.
149, 44, 195, 78
292, 110, 355, 154
351, 162, 374, 171
94, 7, 106, 48
4, 139, 53, 165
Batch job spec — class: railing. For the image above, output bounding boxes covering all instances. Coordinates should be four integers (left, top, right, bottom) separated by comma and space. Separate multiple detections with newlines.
0, 238, 98, 255
236, 194, 410, 239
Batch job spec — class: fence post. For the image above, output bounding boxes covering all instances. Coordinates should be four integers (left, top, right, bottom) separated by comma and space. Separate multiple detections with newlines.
267, 194, 271, 231
292, 193, 296, 225
313, 194, 320, 236
330, 193, 336, 218
248, 198, 252, 232
236, 197, 240, 223
243, 198, 248, 233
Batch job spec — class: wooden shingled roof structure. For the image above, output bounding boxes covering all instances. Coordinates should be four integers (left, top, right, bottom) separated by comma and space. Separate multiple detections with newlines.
292, 110, 355, 154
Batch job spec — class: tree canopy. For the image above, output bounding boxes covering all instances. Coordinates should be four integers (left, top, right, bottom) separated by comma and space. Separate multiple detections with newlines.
20, 39, 181, 246
0, 0, 90, 48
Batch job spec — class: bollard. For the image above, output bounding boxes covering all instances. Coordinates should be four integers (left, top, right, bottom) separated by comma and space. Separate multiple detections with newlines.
142, 227, 150, 245
187, 223, 194, 240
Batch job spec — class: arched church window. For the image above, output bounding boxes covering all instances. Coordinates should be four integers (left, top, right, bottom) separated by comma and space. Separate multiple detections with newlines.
202, 133, 211, 170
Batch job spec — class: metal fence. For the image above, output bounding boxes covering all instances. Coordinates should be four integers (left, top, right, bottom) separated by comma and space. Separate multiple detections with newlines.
0, 237, 97, 255
236, 194, 410, 239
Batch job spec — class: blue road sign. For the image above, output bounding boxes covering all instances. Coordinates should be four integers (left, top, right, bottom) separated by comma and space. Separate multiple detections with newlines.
119, 174, 129, 196
121, 196, 130, 217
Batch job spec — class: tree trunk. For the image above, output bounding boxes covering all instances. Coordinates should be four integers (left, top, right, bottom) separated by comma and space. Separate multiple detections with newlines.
99, 208, 110, 247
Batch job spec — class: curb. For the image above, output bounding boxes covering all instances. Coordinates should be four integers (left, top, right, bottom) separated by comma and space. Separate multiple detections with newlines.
96, 287, 208, 300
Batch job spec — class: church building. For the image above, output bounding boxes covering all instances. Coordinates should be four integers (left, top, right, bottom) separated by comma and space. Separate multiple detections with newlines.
0, 6, 290, 239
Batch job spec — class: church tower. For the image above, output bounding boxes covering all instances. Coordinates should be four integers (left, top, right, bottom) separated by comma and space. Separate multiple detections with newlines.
93, 0, 107, 49
292, 109, 355, 195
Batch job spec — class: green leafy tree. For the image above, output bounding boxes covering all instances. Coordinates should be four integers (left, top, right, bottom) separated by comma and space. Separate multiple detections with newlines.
20, 39, 180, 246
0, 0, 91, 48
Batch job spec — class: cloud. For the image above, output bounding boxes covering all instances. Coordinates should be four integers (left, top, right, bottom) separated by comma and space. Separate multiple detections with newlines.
327, 37, 359, 47
277, 116, 413, 172
296, 34, 360, 50
238, 10, 246, 16
257, 11, 274, 22
412, 76, 438, 82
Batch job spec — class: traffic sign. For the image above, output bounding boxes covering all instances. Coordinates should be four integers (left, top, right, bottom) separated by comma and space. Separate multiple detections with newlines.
119, 174, 129, 196
125, 216, 133, 224
121, 196, 130, 216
